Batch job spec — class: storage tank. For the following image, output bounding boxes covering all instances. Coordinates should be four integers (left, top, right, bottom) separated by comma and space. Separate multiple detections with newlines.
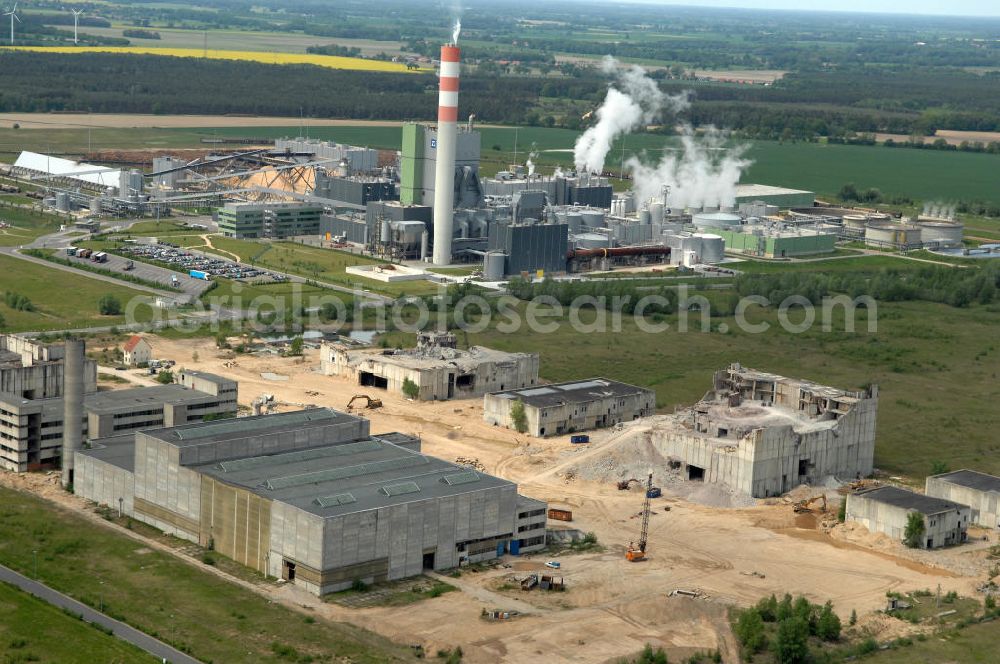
841, 214, 868, 231
649, 202, 665, 225
866, 221, 921, 249
89, 196, 103, 214
638, 209, 652, 225
692, 211, 741, 230
564, 212, 584, 233
483, 252, 506, 280
44, 197, 56, 208
580, 209, 605, 228
55, 192, 70, 212
867, 212, 892, 223
694, 233, 725, 264
574, 232, 611, 250
915, 217, 963, 247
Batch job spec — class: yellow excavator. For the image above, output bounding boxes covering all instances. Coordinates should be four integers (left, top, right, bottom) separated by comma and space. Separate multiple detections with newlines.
793, 495, 828, 514
346, 394, 383, 411
626, 473, 653, 562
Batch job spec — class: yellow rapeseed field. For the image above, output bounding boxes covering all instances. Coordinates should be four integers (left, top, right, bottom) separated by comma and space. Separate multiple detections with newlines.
0, 46, 422, 73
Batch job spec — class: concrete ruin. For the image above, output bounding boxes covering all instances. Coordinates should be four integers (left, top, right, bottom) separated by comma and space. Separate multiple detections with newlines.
321, 332, 539, 401
643, 363, 878, 498
925, 469, 1000, 529
846, 486, 970, 549
483, 378, 655, 437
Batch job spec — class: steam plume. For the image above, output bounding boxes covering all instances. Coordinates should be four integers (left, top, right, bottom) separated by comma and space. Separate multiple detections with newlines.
452, 19, 461, 44
921, 202, 956, 220
526, 144, 538, 177
626, 127, 752, 210
573, 56, 689, 175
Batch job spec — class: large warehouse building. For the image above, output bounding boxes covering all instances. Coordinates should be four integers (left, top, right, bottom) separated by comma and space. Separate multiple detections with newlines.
76, 408, 546, 595
484, 378, 656, 437
646, 363, 878, 498
925, 470, 1000, 529
846, 486, 970, 549
322, 332, 539, 401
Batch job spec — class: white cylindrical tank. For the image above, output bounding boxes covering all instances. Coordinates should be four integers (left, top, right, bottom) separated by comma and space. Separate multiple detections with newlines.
866, 221, 920, 248
580, 209, 605, 228
841, 214, 868, 231
693, 211, 741, 230
565, 212, 584, 233
638, 209, 652, 225
90, 196, 103, 213
694, 233, 725, 264
483, 251, 506, 281
420, 230, 429, 261
55, 192, 70, 212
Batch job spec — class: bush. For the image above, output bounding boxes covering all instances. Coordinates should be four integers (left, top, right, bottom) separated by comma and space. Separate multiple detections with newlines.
816, 601, 841, 641
156, 370, 174, 384
735, 607, 768, 655
510, 399, 528, 434
351, 578, 369, 592
4, 291, 35, 311
774, 616, 810, 664
904, 512, 926, 548
98, 294, 122, 316
402, 377, 420, 400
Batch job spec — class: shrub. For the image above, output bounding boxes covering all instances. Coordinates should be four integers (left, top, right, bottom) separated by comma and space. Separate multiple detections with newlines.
97, 294, 122, 315
774, 616, 810, 664
510, 399, 528, 434
735, 607, 768, 654
904, 512, 925, 548
402, 377, 420, 400
816, 601, 842, 641
156, 370, 174, 384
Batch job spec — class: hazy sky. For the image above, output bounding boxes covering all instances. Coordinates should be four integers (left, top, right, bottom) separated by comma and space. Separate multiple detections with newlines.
635, 0, 1000, 17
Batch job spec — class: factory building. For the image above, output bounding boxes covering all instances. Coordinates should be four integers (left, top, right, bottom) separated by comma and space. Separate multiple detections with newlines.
846, 486, 970, 549
926, 470, 1000, 529
0, 335, 97, 401
713, 225, 837, 258
312, 171, 396, 207
487, 221, 569, 277
484, 379, 656, 437
646, 363, 878, 498
75, 408, 546, 595
322, 332, 539, 401
734, 184, 815, 209
400, 122, 482, 209
482, 173, 614, 209
13, 151, 122, 190
0, 360, 237, 473
274, 138, 380, 174
218, 201, 325, 239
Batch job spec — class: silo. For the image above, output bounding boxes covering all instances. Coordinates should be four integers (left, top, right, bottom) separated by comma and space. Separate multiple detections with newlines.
868, 213, 892, 223
693, 211, 741, 230
694, 233, 725, 264
638, 209, 652, 225
866, 221, 919, 249
565, 212, 584, 233
483, 252, 507, 281
90, 196, 103, 214
55, 192, 70, 212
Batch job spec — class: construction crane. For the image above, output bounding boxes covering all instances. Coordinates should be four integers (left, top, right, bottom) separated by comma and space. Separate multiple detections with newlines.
346, 394, 383, 411
626, 473, 653, 562
616, 478, 641, 490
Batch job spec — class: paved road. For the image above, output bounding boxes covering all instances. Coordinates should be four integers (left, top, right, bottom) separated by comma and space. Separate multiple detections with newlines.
0, 563, 202, 664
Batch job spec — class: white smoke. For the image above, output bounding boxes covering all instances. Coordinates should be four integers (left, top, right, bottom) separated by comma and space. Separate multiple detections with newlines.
526, 146, 539, 177
921, 201, 956, 220
626, 127, 752, 211
573, 56, 690, 175
452, 19, 461, 45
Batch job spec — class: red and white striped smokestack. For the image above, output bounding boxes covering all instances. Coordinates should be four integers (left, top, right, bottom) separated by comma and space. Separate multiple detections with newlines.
432, 44, 460, 266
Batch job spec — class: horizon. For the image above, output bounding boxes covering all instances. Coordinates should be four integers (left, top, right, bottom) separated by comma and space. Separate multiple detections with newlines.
602, 0, 1000, 18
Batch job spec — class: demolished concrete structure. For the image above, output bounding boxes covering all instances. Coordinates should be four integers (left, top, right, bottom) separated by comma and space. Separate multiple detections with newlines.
634, 363, 877, 498
846, 485, 970, 549
321, 332, 539, 401
925, 469, 1000, 529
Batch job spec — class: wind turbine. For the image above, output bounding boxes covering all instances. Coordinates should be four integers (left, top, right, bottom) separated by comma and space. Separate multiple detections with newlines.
3, 4, 19, 46
71, 8, 83, 45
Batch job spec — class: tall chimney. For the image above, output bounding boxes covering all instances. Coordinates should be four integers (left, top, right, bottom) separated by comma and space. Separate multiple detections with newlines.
432, 44, 460, 266
61, 338, 85, 488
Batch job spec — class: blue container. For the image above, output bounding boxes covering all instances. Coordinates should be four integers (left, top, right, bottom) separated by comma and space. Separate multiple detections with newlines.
570, 435, 590, 444
646, 487, 662, 498
510, 540, 520, 556
496, 541, 506, 557
189, 269, 210, 280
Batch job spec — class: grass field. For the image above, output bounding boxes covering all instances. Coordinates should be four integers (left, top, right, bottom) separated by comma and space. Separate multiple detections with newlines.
0, 581, 155, 663
865, 621, 1000, 663
0, 486, 415, 663
729, 255, 927, 274
0, 254, 155, 332
0, 46, 420, 73
0, 204, 66, 247
445, 295, 1000, 479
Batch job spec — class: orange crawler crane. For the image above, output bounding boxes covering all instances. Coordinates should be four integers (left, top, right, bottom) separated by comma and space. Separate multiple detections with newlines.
625, 473, 653, 562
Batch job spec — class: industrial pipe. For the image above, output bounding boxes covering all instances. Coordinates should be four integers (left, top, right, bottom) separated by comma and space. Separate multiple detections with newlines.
61, 338, 85, 488
432, 43, 460, 266
567, 245, 672, 259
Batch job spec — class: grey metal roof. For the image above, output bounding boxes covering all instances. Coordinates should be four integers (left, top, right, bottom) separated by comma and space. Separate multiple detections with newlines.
144, 408, 357, 448
935, 470, 1000, 494
855, 486, 968, 515
489, 378, 653, 408
84, 385, 216, 414
195, 436, 513, 518
179, 370, 234, 385
78, 435, 137, 472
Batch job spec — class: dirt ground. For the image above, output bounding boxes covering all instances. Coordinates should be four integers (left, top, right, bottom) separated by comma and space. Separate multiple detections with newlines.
94, 334, 982, 663
875, 129, 1000, 146
0, 113, 411, 130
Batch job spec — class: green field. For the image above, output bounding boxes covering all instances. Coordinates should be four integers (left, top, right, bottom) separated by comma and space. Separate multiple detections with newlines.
865, 621, 1000, 663
0, 486, 416, 663
0, 254, 155, 332
444, 296, 1000, 479
0, 204, 66, 247
0, 581, 154, 663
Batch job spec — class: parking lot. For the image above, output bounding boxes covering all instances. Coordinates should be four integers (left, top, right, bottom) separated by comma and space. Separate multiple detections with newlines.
118, 241, 287, 282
